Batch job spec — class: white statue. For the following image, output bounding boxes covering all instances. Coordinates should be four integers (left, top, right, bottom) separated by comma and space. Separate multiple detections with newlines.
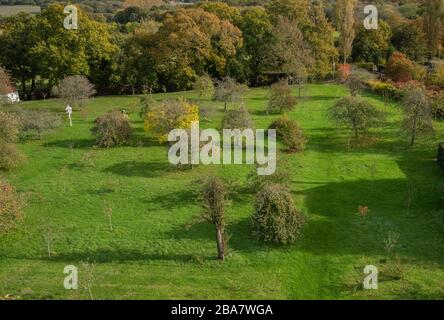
65, 105, 73, 127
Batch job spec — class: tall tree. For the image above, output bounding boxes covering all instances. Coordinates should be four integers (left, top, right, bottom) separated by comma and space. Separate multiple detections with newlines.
201, 176, 228, 260
352, 19, 392, 65
305, 1, 339, 78
335, 0, 357, 64
0, 13, 39, 98
30, 4, 116, 86
392, 21, 428, 61
423, 0, 444, 58
266, 0, 310, 27
238, 6, 273, 84
265, 16, 313, 95
148, 8, 243, 90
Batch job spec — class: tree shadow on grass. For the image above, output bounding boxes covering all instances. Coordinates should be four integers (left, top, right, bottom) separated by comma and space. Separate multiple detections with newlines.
42, 139, 96, 150
103, 161, 174, 178
37, 249, 200, 264
300, 178, 444, 265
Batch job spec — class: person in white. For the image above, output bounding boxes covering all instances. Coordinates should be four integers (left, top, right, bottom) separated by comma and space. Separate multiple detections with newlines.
65, 105, 73, 127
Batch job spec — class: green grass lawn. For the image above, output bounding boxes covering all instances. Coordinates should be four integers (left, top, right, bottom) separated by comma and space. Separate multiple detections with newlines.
1, 83, 444, 300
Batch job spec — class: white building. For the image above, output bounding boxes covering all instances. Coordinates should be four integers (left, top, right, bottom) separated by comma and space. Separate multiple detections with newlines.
0, 90, 20, 103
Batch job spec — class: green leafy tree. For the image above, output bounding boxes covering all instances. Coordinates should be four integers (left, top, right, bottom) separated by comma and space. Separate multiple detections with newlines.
392, 22, 428, 61
328, 96, 384, 137
30, 4, 116, 86
402, 84, 434, 146
352, 20, 392, 65
335, 0, 357, 64
193, 74, 215, 100
252, 183, 305, 245
0, 13, 39, 97
214, 76, 247, 112
267, 79, 297, 114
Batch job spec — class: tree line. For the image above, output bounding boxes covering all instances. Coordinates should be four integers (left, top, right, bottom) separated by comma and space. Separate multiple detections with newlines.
0, 0, 443, 99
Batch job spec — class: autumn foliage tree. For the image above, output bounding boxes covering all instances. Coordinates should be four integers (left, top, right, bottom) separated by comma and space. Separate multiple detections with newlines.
144, 99, 199, 143
386, 52, 414, 83
0, 179, 24, 234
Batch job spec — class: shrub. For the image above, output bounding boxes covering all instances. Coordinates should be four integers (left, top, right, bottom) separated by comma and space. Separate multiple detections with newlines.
93, 111, 132, 147
144, 99, 199, 143
368, 80, 404, 100
269, 117, 306, 152
0, 111, 19, 143
0, 180, 24, 234
194, 74, 215, 100
11, 109, 61, 140
329, 96, 384, 137
386, 52, 414, 83
137, 95, 156, 119
429, 90, 444, 118
0, 143, 25, 170
267, 79, 297, 114
221, 106, 254, 130
252, 183, 305, 245
344, 68, 376, 96
429, 65, 444, 88
0, 111, 24, 170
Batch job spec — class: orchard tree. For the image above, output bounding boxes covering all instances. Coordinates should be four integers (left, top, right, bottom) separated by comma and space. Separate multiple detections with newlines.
402, 84, 434, 146
214, 76, 247, 112
265, 17, 313, 96
238, 7, 273, 84
144, 99, 199, 142
193, 74, 215, 100
335, 0, 357, 64
329, 96, 384, 138
267, 79, 297, 114
52, 76, 96, 109
201, 176, 228, 260
423, 0, 444, 58
148, 8, 243, 90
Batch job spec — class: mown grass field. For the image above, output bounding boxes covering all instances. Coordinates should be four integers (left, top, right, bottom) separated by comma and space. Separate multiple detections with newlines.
1, 83, 444, 299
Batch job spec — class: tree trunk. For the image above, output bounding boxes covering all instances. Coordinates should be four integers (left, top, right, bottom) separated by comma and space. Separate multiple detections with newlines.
298, 80, 301, 98
215, 227, 225, 260
224, 101, 227, 112
410, 131, 416, 147
410, 116, 418, 147
31, 77, 36, 94
22, 77, 26, 100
